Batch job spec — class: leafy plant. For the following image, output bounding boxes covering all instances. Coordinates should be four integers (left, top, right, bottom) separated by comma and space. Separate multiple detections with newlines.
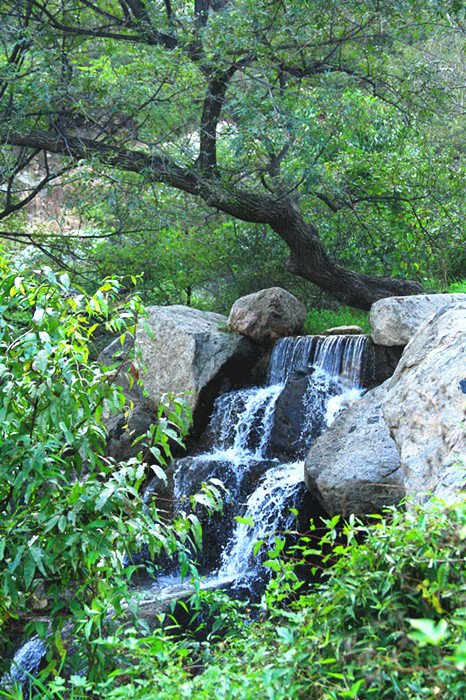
0, 256, 203, 681
10, 497, 465, 699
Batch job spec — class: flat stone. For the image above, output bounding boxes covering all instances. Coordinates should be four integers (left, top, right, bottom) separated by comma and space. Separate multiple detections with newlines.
322, 325, 364, 335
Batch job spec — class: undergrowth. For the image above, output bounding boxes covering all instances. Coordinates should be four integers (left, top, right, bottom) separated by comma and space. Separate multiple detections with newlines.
5, 498, 465, 699
446, 279, 466, 294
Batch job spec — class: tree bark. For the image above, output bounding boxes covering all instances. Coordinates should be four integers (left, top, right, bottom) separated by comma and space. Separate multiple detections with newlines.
3, 130, 423, 309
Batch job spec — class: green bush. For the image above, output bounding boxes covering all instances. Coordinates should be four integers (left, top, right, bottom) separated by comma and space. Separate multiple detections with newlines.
0, 258, 204, 682
446, 279, 466, 294
14, 498, 465, 699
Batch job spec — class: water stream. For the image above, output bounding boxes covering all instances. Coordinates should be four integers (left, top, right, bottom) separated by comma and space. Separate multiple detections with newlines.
159, 334, 373, 594
5, 334, 374, 685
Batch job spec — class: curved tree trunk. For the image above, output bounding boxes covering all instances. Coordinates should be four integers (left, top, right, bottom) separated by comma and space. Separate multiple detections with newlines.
270, 199, 424, 309
4, 130, 424, 310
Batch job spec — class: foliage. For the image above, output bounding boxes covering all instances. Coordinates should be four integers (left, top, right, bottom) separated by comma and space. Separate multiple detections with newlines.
446, 279, 466, 294
0, 255, 209, 680
0, 1, 465, 307
7, 497, 466, 699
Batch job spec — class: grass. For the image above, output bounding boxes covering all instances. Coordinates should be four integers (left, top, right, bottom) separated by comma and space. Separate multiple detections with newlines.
446, 279, 466, 294
304, 307, 371, 335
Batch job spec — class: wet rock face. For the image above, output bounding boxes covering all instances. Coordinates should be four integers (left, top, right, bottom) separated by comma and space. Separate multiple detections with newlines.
228, 287, 306, 344
373, 344, 404, 385
370, 293, 466, 346
5, 636, 48, 692
270, 369, 339, 459
304, 381, 404, 516
383, 303, 466, 505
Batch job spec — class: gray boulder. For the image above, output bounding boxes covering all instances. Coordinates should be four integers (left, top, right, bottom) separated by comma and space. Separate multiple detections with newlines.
99, 334, 161, 461
383, 303, 466, 505
370, 293, 466, 346
304, 382, 404, 516
228, 287, 306, 344
136, 306, 256, 434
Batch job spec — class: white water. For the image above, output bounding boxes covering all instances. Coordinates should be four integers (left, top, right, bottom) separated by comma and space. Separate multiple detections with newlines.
173, 384, 283, 501
168, 335, 372, 590
10, 334, 374, 685
218, 460, 304, 582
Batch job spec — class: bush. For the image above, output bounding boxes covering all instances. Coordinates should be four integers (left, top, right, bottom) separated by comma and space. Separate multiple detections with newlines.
15, 498, 465, 699
0, 258, 201, 682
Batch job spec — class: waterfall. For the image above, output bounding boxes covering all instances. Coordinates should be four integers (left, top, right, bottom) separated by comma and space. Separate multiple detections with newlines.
217, 461, 304, 583
268, 334, 371, 388
267, 335, 316, 385
165, 334, 373, 590
173, 384, 283, 504
8, 333, 374, 685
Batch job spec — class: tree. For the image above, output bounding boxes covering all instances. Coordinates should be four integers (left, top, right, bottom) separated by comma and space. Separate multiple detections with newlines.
0, 1, 464, 308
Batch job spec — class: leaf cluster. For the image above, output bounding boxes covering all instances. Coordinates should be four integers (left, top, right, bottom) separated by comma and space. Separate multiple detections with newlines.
0, 255, 204, 681
27, 497, 465, 699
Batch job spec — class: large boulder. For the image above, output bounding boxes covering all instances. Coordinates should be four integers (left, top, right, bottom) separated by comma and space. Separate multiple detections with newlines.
383, 303, 466, 505
370, 293, 466, 346
304, 381, 404, 516
136, 306, 257, 435
228, 287, 306, 344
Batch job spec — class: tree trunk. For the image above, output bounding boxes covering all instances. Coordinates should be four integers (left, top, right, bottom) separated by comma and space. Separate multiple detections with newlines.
3, 131, 424, 309
270, 199, 424, 309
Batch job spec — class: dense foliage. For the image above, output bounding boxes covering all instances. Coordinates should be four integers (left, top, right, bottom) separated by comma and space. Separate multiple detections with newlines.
0, 257, 217, 680
4, 499, 466, 698
0, 1, 465, 696
1, 1, 465, 307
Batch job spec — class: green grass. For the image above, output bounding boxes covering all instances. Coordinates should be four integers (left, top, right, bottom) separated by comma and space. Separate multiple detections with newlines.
304, 307, 371, 335
446, 279, 466, 294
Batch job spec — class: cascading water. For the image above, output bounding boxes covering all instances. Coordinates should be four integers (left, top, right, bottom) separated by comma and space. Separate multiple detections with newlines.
161, 334, 373, 593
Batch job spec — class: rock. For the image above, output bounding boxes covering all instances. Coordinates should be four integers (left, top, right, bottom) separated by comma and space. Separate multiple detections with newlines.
271, 369, 339, 459
373, 344, 404, 385
104, 404, 160, 463
383, 303, 466, 505
136, 306, 257, 435
304, 382, 404, 516
322, 325, 364, 336
370, 293, 466, 346
5, 636, 48, 692
228, 287, 306, 344
99, 334, 164, 462
99, 333, 145, 404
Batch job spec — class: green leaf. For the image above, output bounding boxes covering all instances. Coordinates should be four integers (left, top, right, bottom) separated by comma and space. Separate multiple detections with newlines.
23, 554, 36, 589
263, 559, 282, 572
234, 515, 254, 527
409, 618, 449, 646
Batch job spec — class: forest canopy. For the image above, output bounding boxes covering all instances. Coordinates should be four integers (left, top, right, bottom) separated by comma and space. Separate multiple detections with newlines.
0, 0, 465, 308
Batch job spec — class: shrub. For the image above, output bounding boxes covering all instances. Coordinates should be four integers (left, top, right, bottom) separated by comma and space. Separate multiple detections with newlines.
0, 258, 201, 682
17, 498, 465, 699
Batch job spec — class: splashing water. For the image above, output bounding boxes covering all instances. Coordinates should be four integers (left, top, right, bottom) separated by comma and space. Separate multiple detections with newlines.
218, 460, 304, 582
169, 334, 373, 588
